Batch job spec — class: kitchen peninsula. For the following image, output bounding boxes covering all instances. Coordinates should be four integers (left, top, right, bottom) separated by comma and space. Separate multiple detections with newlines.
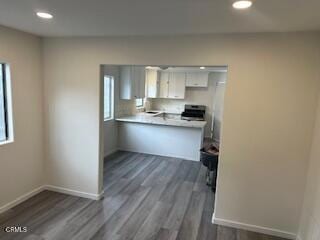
116, 112, 206, 161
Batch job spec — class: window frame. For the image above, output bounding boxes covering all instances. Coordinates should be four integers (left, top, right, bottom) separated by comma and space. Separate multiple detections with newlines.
0, 63, 13, 146
1, 64, 9, 139
135, 98, 144, 108
103, 75, 114, 121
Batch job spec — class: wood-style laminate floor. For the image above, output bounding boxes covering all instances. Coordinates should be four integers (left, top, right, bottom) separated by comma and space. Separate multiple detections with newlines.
0, 151, 287, 240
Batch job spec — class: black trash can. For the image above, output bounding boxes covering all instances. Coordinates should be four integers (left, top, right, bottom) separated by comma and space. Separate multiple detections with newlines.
200, 146, 219, 192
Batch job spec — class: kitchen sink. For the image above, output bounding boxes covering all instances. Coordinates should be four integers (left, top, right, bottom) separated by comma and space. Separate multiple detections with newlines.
146, 111, 159, 114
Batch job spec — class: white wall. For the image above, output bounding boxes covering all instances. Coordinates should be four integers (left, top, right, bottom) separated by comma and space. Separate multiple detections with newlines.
0, 26, 44, 210
42, 32, 320, 237
298, 94, 320, 240
150, 72, 227, 138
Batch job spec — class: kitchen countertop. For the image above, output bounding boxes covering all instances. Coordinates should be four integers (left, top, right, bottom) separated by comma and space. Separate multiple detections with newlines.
116, 112, 207, 129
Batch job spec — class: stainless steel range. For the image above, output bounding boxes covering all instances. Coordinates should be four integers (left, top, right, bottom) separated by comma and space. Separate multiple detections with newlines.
181, 105, 206, 121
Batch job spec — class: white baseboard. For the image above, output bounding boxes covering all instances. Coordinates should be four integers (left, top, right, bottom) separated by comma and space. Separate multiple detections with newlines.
0, 185, 104, 214
212, 215, 296, 240
0, 185, 46, 214
45, 185, 104, 200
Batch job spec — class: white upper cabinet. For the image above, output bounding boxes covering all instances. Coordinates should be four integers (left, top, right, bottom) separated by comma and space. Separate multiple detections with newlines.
168, 72, 186, 99
158, 71, 186, 99
120, 66, 146, 99
186, 72, 208, 87
145, 69, 159, 98
159, 71, 169, 98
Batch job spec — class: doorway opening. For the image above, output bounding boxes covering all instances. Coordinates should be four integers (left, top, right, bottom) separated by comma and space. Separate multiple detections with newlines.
100, 64, 227, 239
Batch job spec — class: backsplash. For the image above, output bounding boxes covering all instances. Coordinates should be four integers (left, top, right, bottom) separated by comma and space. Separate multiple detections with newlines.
115, 98, 151, 117
115, 99, 136, 117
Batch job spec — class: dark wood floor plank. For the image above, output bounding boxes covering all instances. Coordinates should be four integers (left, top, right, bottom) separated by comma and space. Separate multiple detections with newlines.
216, 225, 237, 240
162, 181, 194, 230
0, 193, 67, 240
103, 152, 140, 182
172, 160, 194, 182
104, 151, 132, 171
196, 211, 217, 240
12, 196, 82, 240
176, 191, 206, 240
159, 178, 183, 205
69, 195, 129, 240
117, 184, 167, 240
141, 158, 169, 187
37, 197, 92, 240
203, 190, 215, 214
185, 162, 201, 183
90, 186, 151, 240
103, 154, 151, 191
155, 228, 178, 240
104, 178, 131, 197
0, 191, 54, 225
22, 234, 44, 240
156, 157, 182, 186
193, 165, 209, 192
132, 201, 172, 240
116, 157, 162, 196
47, 194, 128, 240
122, 154, 156, 180
104, 151, 125, 165
109, 153, 142, 176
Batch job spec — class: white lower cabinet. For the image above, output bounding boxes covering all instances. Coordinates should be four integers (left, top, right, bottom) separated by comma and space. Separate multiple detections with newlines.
120, 66, 145, 100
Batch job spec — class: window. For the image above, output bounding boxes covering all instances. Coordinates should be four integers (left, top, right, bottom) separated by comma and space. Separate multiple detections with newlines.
104, 75, 114, 121
0, 63, 12, 143
136, 98, 144, 108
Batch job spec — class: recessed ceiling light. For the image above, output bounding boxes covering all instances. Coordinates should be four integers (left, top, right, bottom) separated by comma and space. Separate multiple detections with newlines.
36, 12, 53, 19
200, 67, 206, 70
233, 1, 253, 9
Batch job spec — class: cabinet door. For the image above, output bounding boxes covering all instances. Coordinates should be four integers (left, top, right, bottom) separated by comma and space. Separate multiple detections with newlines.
186, 72, 208, 87
146, 69, 159, 98
196, 72, 208, 87
159, 72, 169, 98
132, 66, 145, 98
168, 72, 186, 99
120, 66, 132, 99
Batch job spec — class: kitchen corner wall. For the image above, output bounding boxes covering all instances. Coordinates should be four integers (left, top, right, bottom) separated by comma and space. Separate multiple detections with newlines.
150, 72, 227, 138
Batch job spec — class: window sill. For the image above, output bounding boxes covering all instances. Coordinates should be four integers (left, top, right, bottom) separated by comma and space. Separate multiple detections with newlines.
104, 118, 114, 122
0, 139, 14, 147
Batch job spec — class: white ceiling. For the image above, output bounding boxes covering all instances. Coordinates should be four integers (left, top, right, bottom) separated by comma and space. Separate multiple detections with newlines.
0, 0, 320, 37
